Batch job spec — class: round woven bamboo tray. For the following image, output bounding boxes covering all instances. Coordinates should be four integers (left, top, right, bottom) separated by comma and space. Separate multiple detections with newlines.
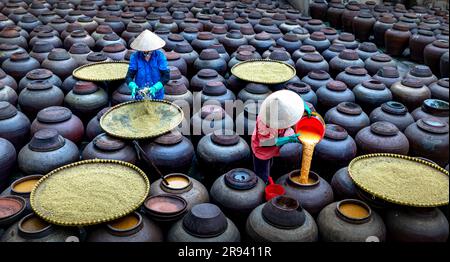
30, 159, 149, 226
348, 154, 449, 207
230, 59, 296, 84
72, 61, 129, 81
100, 99, 184, 140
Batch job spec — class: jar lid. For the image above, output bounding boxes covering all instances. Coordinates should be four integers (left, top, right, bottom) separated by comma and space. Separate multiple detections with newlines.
174, 43, 193, 54
37, 106, 72, 123
211, 129, 240, 146
282, 33, 299, 42
338, 33, 355, 42
96, 25, 113, 34
372, 54, 392, 63
168, 34, 184, 42
358, 42, 378, 53
324, 124, 348, 140
310, 31, 327, 41
0, 44, 19, 52
245, 83, 269, 94
226, 30, 243, 40
308, 70, 330, 80
259, 17, 274, 26
261, 195, 305, 229
337, 102, 363, 115
236, 50, 253, 61
32, 41, 53, 53
377, 66, 399, 78
393, 22, 410, 31
268, 50, 290, 61
328, 43, 346, 52
417, 118, 449, 134
346, 4, 360, 11
199, 49, 220, 60
358, 12, 373, 18
300, 45, 316, 53
26, 69, 52, 81
308, 19, 323, 25
198, 69, 218, 78
224, 168, 258, 190
210, 25, 227, 35
48, 48, 71, 61
410, 65, 433, 77
378, 16, 397, 23
103, 33, 120, 41
87, 52, 108, 62
237, 45, 256, 53
401, 78, 424, 88
418, 29, 435, 36
78, 16, 93, 23
381, 101, 408, 115
27, 80, 53, 90
210, 44, 226, 55
73, 81, 98, 95
197, 32, 214, 40
203, 81, 227, 96
29, 129, 65, 152
326, 80, 347, 91
370, 121, 399, 136
345, 66, 368, 76
103, 43, 126, 53
0, 28, 20, 38
255, 32, 272, 40
10, 51, 30, 61
338, 49, 359, 60
0, 101, 18, 120
69, 43, 91, 54
21, 15, 38, 23
165, 51, 181, 61
437, 78, 449, 88
303, 53, 323, 62
210, 15, 224, 24
200, 104, 225, 119
182, 203, 228, 238
320, 27, 337, 36
286, 82, 311, 94
93, 133, 126, 151
154, 130, 183, 145
362, 80, 386, 90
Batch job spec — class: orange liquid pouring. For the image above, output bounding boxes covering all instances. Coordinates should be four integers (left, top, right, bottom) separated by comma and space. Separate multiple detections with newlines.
21, 216, 49, 232
13, 179, 39, 193
109, 215, 139, 230
298, 129, 322, 184
339, 203, 369, 219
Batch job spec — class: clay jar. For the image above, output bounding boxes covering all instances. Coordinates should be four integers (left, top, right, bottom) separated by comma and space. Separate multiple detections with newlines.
246, 195, 319, 242
196, 130, 251, 185
317, 199, 386, 242
0, 44, 25, 66
304, 19, 326, 33
164, 34, 188, 52
141, 130, 194, 175
353, 12, 376, 42
86, 107, 110, 141
372, 66, 402, 88
228, 50, 256, 69
2, 52, 40, 81
342, 4, 360, 33
327, 3, 345, 29
355, 121, 409, 155
150, 174, 209, 211
383, 207, 449, 242
410, 30, 437, 63
411, 99, 449, 124
111, 82, 133, 106
353, 80, 393, 113
82, 133, 137, 164
316, 81, 355, 114
333, 33, 359, 50
31, 106, 84, 144
0, 138, 16, 190
42, 49, 78, 80
301, 70, 333, 92
424, 40, 450, 77
336, 66, 372, 89
369, 101, 415, 132
330, 167, 358, 200
69, 43, 93, 66
365, 54, 397, 76
64, 81, 108, 123
210, 44, 230, 64
237, 83, 271, 104
95, 33, 127, 52
310, 0, 328, 21
164, 80, 193, 109
198, 81, 235, 109
276, 33, 302, 55
296, 54, 329, 78
286, 82, 318, 107
0, 101, 30, 151
167, 203, 240, 242
165, 51, 187, 76
221, 30, 248, 55
320, 27, 339, 42
86, 212, 163, 242
174, 43, 199, 70
191, 32, 219, 54
356, 42, 380, 61
329, 50, 365, 77
0, 83, 17, 105
405, 65, 438, 86
373, 15, 396, 47
325, 102, 370, 137
276, 170, 334, 216
385, 23, 412, 57
249, 32, 276, 54
322, 43, 346, 62
303, 32, 331, 53
29, 31, 62, 49
210, 168, 265, 225
292, 45, 319, 62
429, 79, 449, 102
64, 30, 96, 50
18, 81, 64, 119
193, 49, 227, 76
18, 129, 79, 175
190, 69, 225, 92
404, 118, 449, 167
390, 78, 432, 111
102, 43, 127, 61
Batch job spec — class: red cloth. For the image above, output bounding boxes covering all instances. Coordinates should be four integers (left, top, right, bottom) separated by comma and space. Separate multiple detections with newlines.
251, 116, 291, 160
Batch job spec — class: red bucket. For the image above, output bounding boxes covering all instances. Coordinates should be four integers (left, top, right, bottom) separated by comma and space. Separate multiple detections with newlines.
294, 113, 326, 141
265, 177, 285, 201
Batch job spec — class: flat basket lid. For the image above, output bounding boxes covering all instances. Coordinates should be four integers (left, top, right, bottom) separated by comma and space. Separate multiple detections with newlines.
100, 100, 184, 139
348, 153, 449, 207
72, 61, 129, 81
231, 59, 296, 84
30, 159, 150, 226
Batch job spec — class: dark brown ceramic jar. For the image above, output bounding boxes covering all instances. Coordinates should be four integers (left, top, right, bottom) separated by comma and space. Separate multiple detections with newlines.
0, 101, 30, 151
391, 78, 432, 111
295, 54, 329, 78
69, 43, 92, 66
404, 118, 449, 167
331, 167, 358, 200
424, 40, 449, 77
365, 54, 397, 76
385, 22, 412, 57
190, 69, 225, 92
342, 4, 360, 33
324, 102, 370, 137
228, 50, 254, 69
303, 32, 331, 53
411, 99, 449, 124
165, 51, 188, 76
286, 82, 318, 107
29, 31, 63, 50
28, 41, 51, 64
373, 15, 397, 47
0, 138, 16, 190
327, 3, 345, 30
335, 66, 371, 89
77, 16, 99, 34
429, 78, 449, 102
111, 82, 133, 106
0, 83, 17, 106
193, 49, 227, 76
31, 106, 84, 144
82, 133, 137, 164
276, 170, 334, 216
86, 107, 110, 141
48, 18, 69, 35
17, 15, 42, 33
405, 65, 438, 86
0, 69, 17, 93
164, 34, 188, 52
410, 30, 437, 63
304, 19, 327, 34
355, 121, 409, 155
221, 30, 248, 55
0, 44, 26, 65
42, 48, 79, 80
322, 43, 346, 62
174, 43, 199, 72
91, 24, 113, 42
276, 33, 302, 55
310, 0, 328, 21
317, 199, 386, 242
17, 129, 79, 175
356, 42, 380, 61
301, 70, 333, 92
372, 66, 402, 88
329, 49, 365, 77
320, 27, 339, 43
64, 81, 108, 123
249, 32, 276, 54
369, 101, 415, 132
316, 80, 355, 114
2, 52, 40, 81
237, 83, 271, 104
353, 12, 376, 42
191, 32, 219, 53
353, 80, 393, 113
101, 16, 125, 35
95, 33, 127, 52
18, 81, 64, 119
292, 45, 319, 62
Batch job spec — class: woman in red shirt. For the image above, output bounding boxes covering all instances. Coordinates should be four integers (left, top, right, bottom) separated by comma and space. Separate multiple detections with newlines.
251, 90, 311, 183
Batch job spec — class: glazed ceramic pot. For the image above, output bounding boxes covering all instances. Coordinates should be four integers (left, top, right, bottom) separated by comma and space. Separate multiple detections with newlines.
31, 106, 84, 144
68, 43, 92, 66
164, 80, 193, 109
404, 118, 449, 167
237, 83, 271, 104
190, 69, 226, 92
320, 27, 339, 43
303, 32, 331, 53
0, 101, 30, 151
405, 65, 438, 86
324, 102, 370, 137
249, 32, 276, 54
342, 4, 360, 33
304, 19, 327, 34
390, 78, 432, 111
276, 170, 334, 216
316, 81, 355, 114
0, 138, 16, 190
167, 203, 240, 242
193, 49, 227, 76
352, 12, 376, 42
18, 81, 64, 119
29, 31, 62, 49
385, 22, 412, 57
246, 196, 319, 242
221, 30, 248, 55
95, 33, 127, 52
0, 44, 26, 68
353, 80, 393, 113
191, 32, 220, 53
276, 33, 302, 55
317, 199, 386, 242
292, 45, 319, 62
17, 129, 79, 175
286, 82, 318, 107
331, 167, 358, 200
0, 27, 28, 50
383, 207, 449, 242
82, 133, 137, 164
424, 40, 449, 77
301, 70, 333, 92
410, 30, 437, 63
310, 0, 328, 21
291, 27, 310, 42
85, 107, 110, 142
197, 81, 236, 109
174, 43, 199, 75
228, 50, 254, 69
356, 42, 380, 61
355, 121, 409, 155
166, 51, 188, 76
0, 84, 17, 106
295, 54, 329, 78
64, 81, 108, 123
373, 15, 397, 47
268, 50, 295, 67
329, 49, 365, 77
369, 101, 415, 132
372, 66, 402, 89
429, 78, 449, 102
42, 48, 79, 80
333, 32, 359, 49
102, 43, 127, 61
411, 99, 449, 124
2, 52, 40, 81
327, 3, 345, 29
336, 66, 372, 90
365, 54, 398, 76
164, 34, 189, 52
322, 43, 346, 62
64, 30, 96, 50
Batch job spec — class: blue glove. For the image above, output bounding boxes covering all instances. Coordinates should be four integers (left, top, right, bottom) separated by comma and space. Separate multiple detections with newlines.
129, 82, 138, 99
275, 133, 301, 147
304, 101, 312, 117
149, 82, 164, 98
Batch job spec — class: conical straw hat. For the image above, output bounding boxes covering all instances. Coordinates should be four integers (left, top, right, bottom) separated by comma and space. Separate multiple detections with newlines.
259, 90, 305, 129
130, 29, 166, 51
